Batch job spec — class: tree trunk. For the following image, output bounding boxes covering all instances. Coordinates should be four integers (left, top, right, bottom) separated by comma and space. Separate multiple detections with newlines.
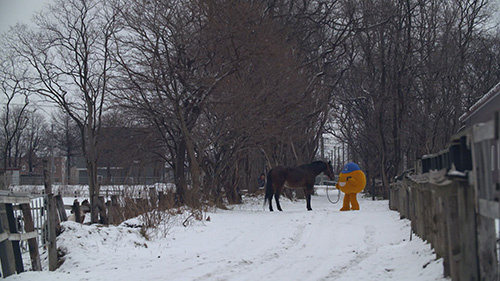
177, 107, 201, 206
87, 159, 99, 223
174, 140, 187, 205
85, 120, 100, 223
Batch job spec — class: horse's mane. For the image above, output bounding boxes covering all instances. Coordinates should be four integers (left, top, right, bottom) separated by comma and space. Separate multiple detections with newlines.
302, 160, 327, 175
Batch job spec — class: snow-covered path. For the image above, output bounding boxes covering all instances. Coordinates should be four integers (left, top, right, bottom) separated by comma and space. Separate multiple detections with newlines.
9, 189, 448, 281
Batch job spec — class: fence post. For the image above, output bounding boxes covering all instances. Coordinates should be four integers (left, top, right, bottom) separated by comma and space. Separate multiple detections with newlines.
72, 200, 82, 223
109, 195, 119, 225
457, 180, 479, 280
55, 195, 67, 222
0, 204, 16, 277
149, 187, 157, 208
44, 160, 58, 271
97, 196, 108, 225
4, 203, 23, 273
476, 212, 498, 280
19, 203, 41, 271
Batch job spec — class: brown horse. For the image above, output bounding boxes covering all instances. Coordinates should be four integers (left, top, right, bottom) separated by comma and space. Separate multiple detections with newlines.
264, 160, 335, 211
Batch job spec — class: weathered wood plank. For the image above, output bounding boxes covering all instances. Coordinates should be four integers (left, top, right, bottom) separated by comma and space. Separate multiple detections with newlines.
43, 160, 58, 271
0, 232, 7, 242
445, 193, 460, 280
0, 197, 31, 204
97, 196, 108, 225
19, 203, 42, 271
476, 213, 499, 280
47, 195, 58, 271
457, 181, 479, 280
0, 205, 16, 277
473, 120, 495, 143
478, 198, 500, 219
5, 231, 37, 241
5, 203, 24, 273
72, 200, 82, 223
55, 195, 67, 221
109, 195, 119, 225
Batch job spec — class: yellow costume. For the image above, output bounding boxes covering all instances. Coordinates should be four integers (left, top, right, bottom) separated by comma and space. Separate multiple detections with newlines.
336, 163, 366, 211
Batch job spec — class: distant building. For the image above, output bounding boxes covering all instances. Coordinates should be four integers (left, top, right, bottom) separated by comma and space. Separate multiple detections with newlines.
74, 127, 168, 185
1, 168, 20, 186
1, 156, 67, 185
18, 156, 67, 185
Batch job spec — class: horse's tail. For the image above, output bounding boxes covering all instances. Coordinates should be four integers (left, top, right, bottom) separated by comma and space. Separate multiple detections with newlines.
264, 170, 273, 208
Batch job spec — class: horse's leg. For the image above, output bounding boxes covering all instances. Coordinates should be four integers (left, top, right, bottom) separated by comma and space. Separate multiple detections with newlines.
275, 186, 283, 211
265, 172, 274, 211
304, 186, 313, 211
268, 192, 274, 212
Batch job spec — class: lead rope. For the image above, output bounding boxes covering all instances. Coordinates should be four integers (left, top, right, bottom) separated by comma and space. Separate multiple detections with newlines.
326, 185, 341, 204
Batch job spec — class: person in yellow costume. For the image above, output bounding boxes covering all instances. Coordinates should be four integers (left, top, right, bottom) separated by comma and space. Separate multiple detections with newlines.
336, 162, 366, 211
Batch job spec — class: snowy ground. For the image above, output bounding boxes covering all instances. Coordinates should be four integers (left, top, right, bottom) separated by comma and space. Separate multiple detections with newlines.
7, 188, 448, 281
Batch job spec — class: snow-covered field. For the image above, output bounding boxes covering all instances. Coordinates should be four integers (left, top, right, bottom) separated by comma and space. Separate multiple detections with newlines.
8, 188, 448, 281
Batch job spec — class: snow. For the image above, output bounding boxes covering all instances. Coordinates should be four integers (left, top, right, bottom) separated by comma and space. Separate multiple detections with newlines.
7, 188, 448, 281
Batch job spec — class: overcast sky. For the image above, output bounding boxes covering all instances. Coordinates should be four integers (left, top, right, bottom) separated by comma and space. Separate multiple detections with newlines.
0, 0, 51, 33
1, 0, 499, 33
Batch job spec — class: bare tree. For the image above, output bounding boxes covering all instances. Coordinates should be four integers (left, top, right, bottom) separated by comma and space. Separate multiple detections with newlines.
21, 111, 47, 175
331, 0, 496, 197
0, 50, 31, 174
114, 0, 236, 205
8, 0, 120, 222
47, 111, 81, 184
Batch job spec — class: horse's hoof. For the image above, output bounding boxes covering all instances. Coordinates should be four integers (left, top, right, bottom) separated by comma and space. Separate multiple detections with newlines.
307, 208, 312, 211
278, 208, 283, 211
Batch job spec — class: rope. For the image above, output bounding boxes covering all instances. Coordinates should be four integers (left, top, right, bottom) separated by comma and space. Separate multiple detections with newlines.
326, 185, 341, 204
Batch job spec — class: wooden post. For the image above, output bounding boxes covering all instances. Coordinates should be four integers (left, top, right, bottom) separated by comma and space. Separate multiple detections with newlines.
47, 195, 58, 271
97, 196, 108, 225
106, 200, 112, 225
4, 203, 23, 273
55, 195, 67, 221
19, 203, 42, 271
0, 204, 16, 277
92, 194, 99, 224
149, 187, 157, 208
457, 180, 479, 280
471, 128, 499, 280
110, 195, 119, 225
476, 212, 498, 280
432, 195, 449, 276
72, 200, 82, 223
422, 189, 432, 241
44, 160, 58, 271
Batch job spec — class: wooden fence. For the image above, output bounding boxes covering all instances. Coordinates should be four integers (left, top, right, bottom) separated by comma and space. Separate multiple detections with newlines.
0, 191, 42, 278
390, 114, 499, 280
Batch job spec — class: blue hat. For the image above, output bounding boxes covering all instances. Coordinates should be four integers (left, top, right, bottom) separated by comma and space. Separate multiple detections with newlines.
342, 162, 360, 173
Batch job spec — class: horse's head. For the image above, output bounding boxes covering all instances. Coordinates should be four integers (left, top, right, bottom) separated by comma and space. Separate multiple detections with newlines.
325, 161, 335, 181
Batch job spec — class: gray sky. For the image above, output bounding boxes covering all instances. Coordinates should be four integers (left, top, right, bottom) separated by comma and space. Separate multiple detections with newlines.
1, 0, 499, 33
0, 0, 51, 32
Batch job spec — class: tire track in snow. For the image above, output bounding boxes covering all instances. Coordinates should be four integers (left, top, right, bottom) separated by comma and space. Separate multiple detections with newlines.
192, 213, 310, 281
203, 209, 338, 281
319, 224, 378, 281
